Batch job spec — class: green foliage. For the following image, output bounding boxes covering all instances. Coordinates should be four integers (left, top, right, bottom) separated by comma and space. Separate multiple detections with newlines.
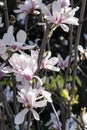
76, 76, 82, 87
60, 89, 70, 100
56, 74, 64, 88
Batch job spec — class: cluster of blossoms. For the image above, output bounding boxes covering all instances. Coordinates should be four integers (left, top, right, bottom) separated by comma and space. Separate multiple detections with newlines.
0, 0, 81, 129
15, 78, 52, 125
0, 26, 59, 124
40, 0, 79, 32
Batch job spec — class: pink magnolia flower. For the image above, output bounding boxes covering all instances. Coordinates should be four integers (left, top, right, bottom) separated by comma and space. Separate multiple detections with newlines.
14, 0, 42, 19
40, 51, 60, 72
2, 52, 38, 81
0, 25, 36, 52
15, 85, 52, 125
57, 54, 69, 70
40, 1, 79, 32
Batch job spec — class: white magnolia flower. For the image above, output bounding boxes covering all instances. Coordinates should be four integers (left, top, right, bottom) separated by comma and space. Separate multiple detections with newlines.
14, 0, 42, 19
45, 111, 62, 130
0, 17, 4, 27
40, 51, 60, 72
15, 76, 52, 125
0, 25, 36, 52
57, 54, 70, 70
15, 87, 48, 125
40, 1, 79, 32
2, 52, 38, 81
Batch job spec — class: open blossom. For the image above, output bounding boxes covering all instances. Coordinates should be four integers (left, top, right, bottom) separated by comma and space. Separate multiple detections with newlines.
15, 82, 52, 125
45, 111, 62, 130
40, 1, 79, 32
0, 25, 36, 52
14, 0, 42, 19
40, 51, 60, 72
2, 52, 37, 81
57, 54, 69, 70
30, 50, 60, 72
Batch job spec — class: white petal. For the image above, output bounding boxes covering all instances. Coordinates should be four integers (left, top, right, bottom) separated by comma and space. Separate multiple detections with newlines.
35, 100, 47, 108
40, 3, 51, 16
15, 108, 29, 125
63, 17, 79, 25
60, 24, 69, 32
43, 51, 51, 59
16, 30, 26, 43
33, 76, 43, 86
1, 66, 12, 73
21, 44, 37, 50
47, 57, 58, 66
52, 1, 61, 18
47, 65, 60, 72
78, 45, 84, 53
3, 26, 15, 45
14, 9, 23, 13
0, 23, 4, 27
31, 109, 40, 120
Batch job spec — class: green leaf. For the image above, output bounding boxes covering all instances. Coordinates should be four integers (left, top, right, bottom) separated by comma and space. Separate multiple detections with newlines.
60, 89, 70, 100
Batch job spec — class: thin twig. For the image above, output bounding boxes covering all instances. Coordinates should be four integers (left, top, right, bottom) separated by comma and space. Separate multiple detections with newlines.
3, 0, 9, 29
71, 0, 86, 94
36, 23, 53, 75
27, 111, 31, 130
63, 0, 74, 88
51, 102, 61, 130
0, 86, 14, 130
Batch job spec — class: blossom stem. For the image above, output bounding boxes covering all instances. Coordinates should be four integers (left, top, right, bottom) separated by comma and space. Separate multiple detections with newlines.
63, 0, 74, 89
36, 23, 53, 75
51, 102, 61, 130
71, 0, 86, 94
0, 85, 14, 130
3, 0, 9, 29
25, 15, 28, 32
12, 74, 18, 114
27, 111, 31, 130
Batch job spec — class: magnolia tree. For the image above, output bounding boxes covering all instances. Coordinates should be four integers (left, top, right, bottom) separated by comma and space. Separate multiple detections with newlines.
0, 0, 87, 130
